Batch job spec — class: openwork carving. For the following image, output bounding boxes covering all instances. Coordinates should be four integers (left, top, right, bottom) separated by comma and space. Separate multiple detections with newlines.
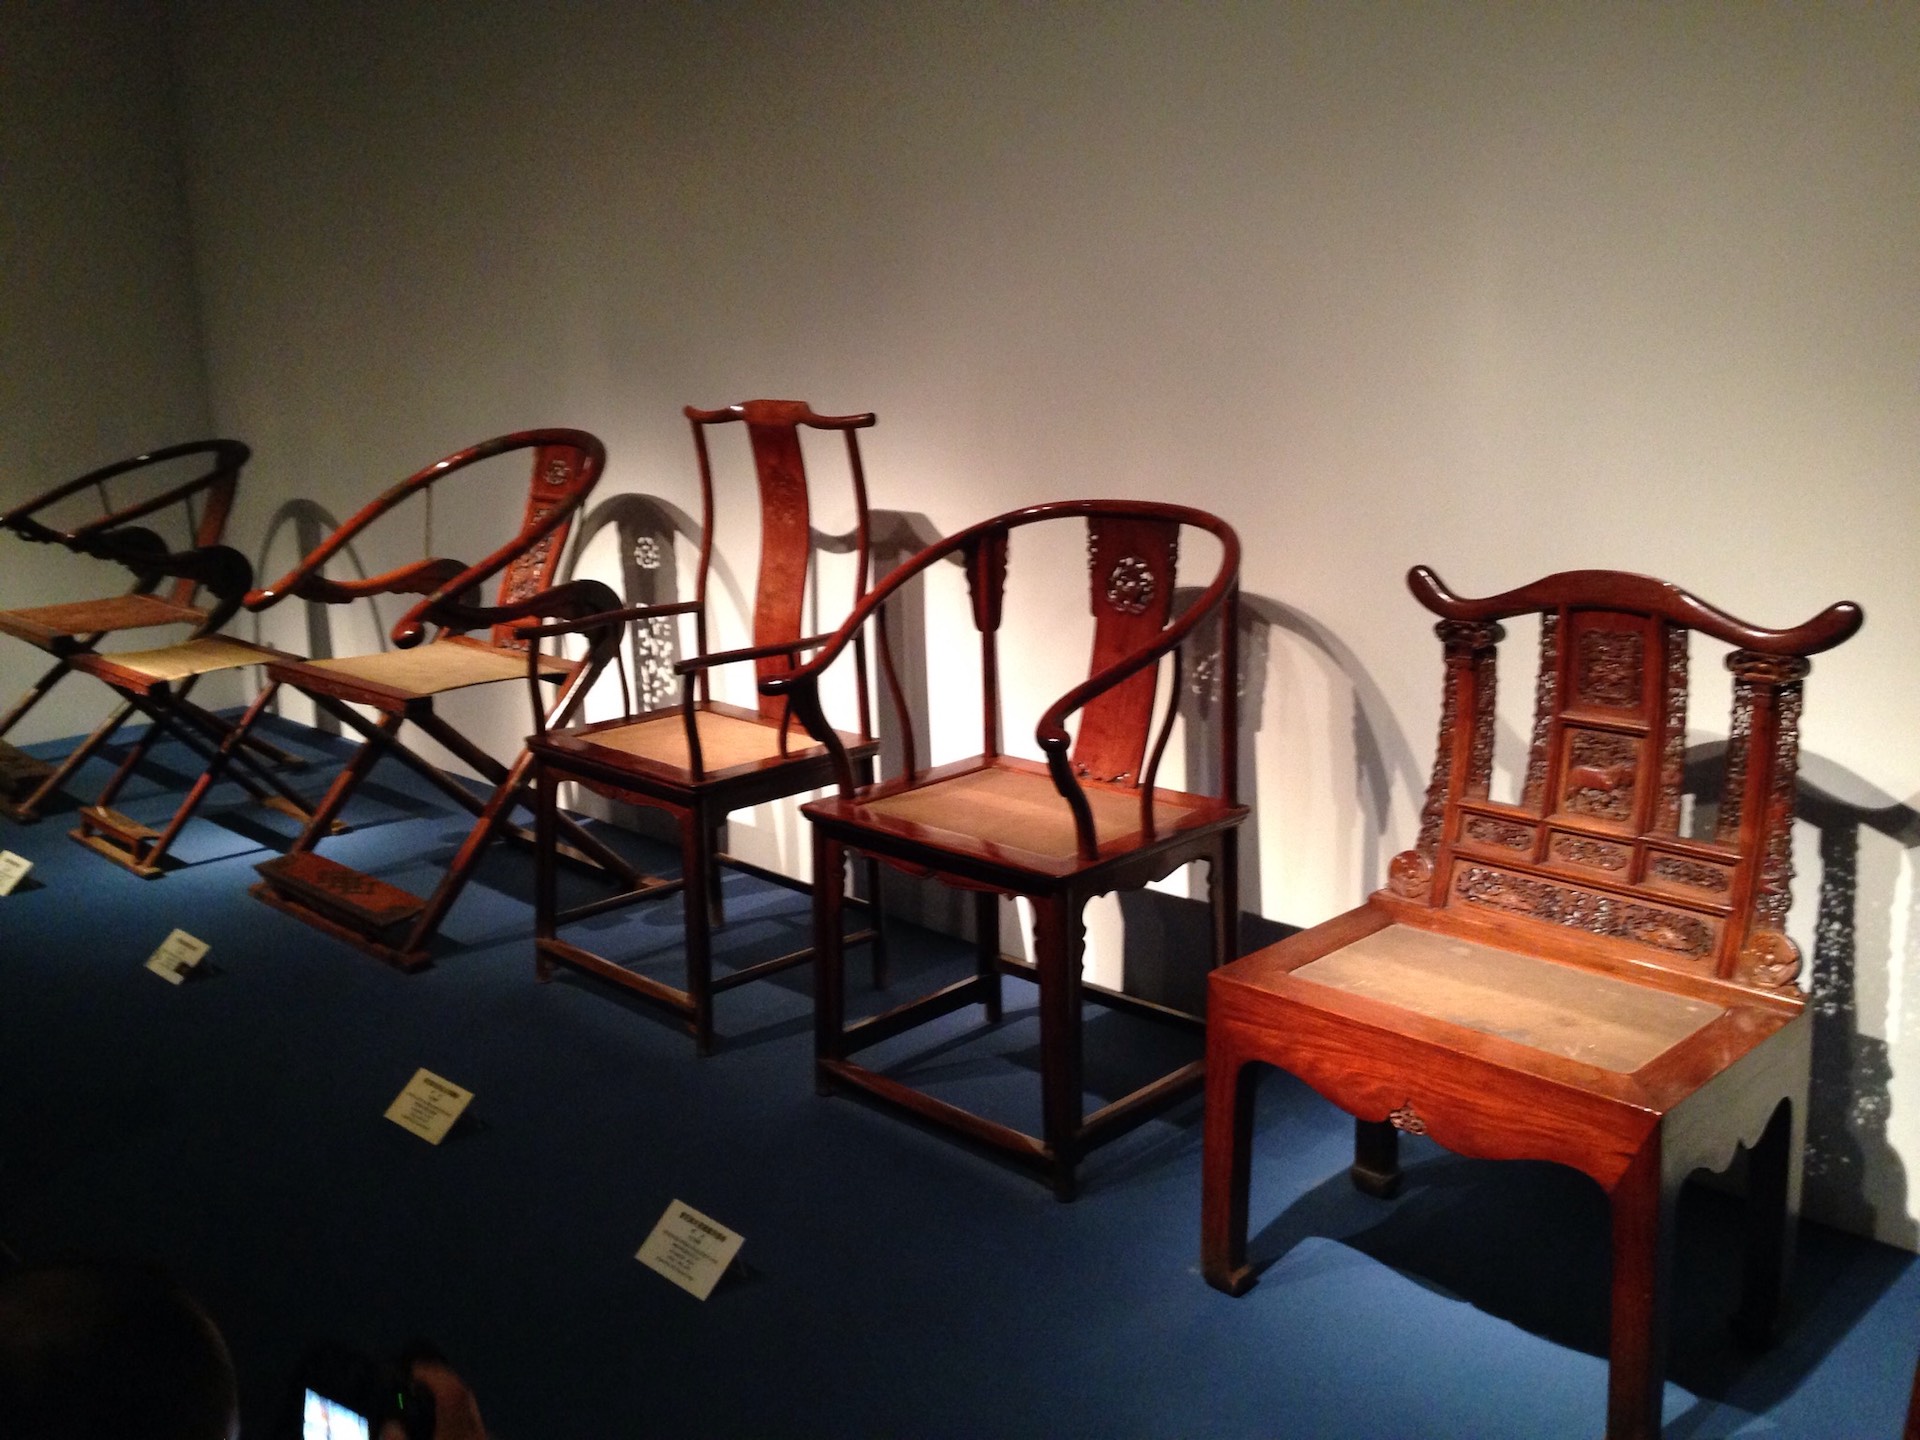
1575, 628, 1643, 708
634, 614, 678, 710
1466, 646, 1497, 799
1105, 556, 1157, 615
1520, 614, 1559, 812
1752, 683, 1803, 936
1562, 730, 1639, 822
1719, 680, 1754, 843
1551, 834, 1629, 872
1388, 1102, 1427, 1135
543, 457, 573, 486
1454, 865, 1715, 959
632, 535, 662, 570
1656, 625, 1688, 833
1649, 855, 1730, 893
1464, 815, 1532, 851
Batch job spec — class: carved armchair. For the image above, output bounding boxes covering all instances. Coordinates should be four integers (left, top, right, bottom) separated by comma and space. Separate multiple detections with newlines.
766, 499, 1246, 1199
1201, 567, 1861, 1440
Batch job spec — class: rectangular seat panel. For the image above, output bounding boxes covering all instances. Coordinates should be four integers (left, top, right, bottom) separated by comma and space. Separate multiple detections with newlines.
0, 594, 203, 646
861, 766, 1187, 862
1293, 924, 1725, 1073
581, 709, 812, 773
294, 641, 565, 698
75, 636, 285, 683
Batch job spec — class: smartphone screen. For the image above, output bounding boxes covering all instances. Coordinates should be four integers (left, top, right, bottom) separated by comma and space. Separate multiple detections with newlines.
302, 1388, 371, 1440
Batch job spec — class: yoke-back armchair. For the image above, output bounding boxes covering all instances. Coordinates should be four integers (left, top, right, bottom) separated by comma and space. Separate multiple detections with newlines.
246, 429, 635, 970
0, 440, 276, 820
1201, 567, 1861, 1440
526, 400, 883, 1053
767, 499, 1246, 1199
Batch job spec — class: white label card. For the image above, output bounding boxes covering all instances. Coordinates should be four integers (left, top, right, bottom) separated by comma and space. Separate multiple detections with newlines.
636, 1199, 744, 1301
144, 929, 209, 985
0, 851, 30, 896
383, 1068, 474, 1145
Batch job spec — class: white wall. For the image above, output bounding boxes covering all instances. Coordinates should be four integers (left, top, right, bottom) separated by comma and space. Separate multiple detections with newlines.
0, 0, 212, 743
37, 0, 1916, 1243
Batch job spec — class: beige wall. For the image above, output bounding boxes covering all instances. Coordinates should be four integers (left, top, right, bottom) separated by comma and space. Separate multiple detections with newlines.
0, 0, 212, 741
13, 2, 1919, 1244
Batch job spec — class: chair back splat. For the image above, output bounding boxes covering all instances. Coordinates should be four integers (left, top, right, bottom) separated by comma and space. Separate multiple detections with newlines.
1201, 564, 1861, 1440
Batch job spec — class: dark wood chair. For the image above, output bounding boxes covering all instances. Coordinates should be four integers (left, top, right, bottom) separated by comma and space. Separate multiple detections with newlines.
0, 440, 277, 820
525, 400, 883, 1054
245, 429, 639, 970
56, 532, 323, 874
1201, 567, 1862, 1440
766, 499, 1246, 1199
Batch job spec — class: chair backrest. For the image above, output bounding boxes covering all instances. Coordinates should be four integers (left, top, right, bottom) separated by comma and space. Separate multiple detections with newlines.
684, 400, 875, 723
0, 440, 248, 610
1384, 567, 1862, 998
247, 430, 603, 650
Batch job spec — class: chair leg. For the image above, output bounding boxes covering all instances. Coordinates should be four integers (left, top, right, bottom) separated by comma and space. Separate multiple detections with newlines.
706, 820, 725, 929
974, 890, 1002, 1023
533, 757, 559, 980
1351, 1118, 1402, 1198
1201, 1031, 1260, 1295
863, 856, 889, 990
1606, 1139, 1680, 1440
681, 809, 715, 1055
1031, 895, 1085, 1201
1211, 828, 1242, 964
289, 707, 404, 855
813, 831, 847, 1094
1734, 1094, 1803, 1348
134, 683, 287, 868
398, 747, 538, 963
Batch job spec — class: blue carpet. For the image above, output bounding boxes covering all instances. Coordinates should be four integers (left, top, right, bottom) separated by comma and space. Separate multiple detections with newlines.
0, 717, 1914, 1437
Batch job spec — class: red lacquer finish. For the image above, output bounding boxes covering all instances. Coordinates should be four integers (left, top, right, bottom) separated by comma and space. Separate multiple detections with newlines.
767, 499, 1245, 1198
525, 401, 882, 1052
245, 430, 625, 970
1201, 566, 1862, 1440
0, 440, 251, 821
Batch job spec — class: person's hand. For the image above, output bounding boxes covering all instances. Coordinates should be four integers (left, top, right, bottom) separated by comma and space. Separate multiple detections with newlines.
378, 1360, 487, 1440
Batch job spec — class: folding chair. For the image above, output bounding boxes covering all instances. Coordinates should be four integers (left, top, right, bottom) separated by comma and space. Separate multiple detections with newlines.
525, 400, 885, 1053
56, 529, 320, 875
246, 429, 640, 970
0, 440, 283, 820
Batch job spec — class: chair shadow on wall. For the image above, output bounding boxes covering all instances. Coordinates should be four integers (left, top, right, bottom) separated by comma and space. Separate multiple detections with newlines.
1117, 588, 1429, 1015
1227, 722, 1917, 1425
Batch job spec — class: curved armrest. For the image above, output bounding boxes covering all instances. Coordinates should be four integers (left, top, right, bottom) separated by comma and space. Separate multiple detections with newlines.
2, 439, 247, 534
246, 557, 467, 612
676, 631, 835, 677
517, 599, 701, 642
426, 577, 627, 639
246, 476, 442, 611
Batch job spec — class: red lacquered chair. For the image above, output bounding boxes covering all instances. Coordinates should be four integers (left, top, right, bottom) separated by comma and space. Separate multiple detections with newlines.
1202, 567, 1861, 1440
525, 401, 883, 1053
246, 429, 636, 970
767, 499, 1246, 1199
0, 440, 269, 820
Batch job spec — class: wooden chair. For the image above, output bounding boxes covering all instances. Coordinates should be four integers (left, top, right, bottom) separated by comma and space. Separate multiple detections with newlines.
56, 531, 322, 875
0, 440, 279, 820
1201, 567, 1862, 1440
525, 400, 884, 1054
766, 499, 1246, 1199
245, 429, 639, 970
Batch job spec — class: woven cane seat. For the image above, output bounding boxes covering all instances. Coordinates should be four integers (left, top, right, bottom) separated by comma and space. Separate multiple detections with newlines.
857, 764, 1190, 863
295, 639, 567, 698
580, 708, 822, 775
73, 636, 285, 685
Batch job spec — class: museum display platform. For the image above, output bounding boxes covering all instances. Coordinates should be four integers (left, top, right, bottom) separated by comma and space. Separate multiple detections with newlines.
0, 715, 1914, 1438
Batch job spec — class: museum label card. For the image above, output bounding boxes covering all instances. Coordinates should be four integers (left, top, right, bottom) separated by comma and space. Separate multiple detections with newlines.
144, 929, 209, 985
0, 851, 30, 896
636, 1199, 744, 1301
383, 1068, 473, 1145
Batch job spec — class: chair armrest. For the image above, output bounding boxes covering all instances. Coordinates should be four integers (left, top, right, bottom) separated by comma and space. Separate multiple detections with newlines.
676, 631, 836, 677
517, 599, 701, 642
245, 557, 468, 612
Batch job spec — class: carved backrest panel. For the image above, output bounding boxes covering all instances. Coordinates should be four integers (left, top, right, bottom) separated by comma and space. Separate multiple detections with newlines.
687, 401, 874, 723
1386, 569, 1861, 998
490, 441, 600, 648
1075, 516, 1180, 785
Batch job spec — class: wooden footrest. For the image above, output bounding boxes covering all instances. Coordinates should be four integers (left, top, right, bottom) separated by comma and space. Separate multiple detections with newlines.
0, 741, 54, 797
255, 852, 424, 938
77, 805, 159, 846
